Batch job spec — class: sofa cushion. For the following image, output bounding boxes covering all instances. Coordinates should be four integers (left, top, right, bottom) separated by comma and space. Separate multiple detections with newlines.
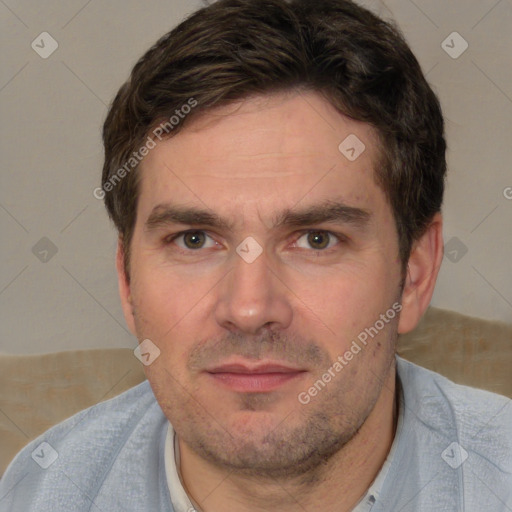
398, 306, 512, 397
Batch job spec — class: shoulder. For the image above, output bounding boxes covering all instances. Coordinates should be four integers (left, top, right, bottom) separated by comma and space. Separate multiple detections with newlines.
0, 380, 170, 511
15, 379, 161, 455
379, 357, 512, 510
396, 356, 512, 472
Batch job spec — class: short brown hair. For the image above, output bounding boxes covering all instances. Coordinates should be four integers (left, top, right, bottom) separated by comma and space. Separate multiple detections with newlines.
101, 0, 446, 278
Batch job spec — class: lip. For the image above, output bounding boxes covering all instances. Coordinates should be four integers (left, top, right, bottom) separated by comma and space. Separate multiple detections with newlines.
206, 360, 306, 393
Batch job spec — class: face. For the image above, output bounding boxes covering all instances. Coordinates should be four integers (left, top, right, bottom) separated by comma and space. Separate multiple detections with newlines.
119, 91, 406, 477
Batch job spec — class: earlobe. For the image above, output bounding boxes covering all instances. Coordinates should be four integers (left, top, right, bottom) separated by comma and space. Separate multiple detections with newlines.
398, 213, 444, 334
116, 238, 137, 336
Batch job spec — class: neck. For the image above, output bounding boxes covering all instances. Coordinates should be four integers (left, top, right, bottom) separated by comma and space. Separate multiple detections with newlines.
178, 366, 398, 512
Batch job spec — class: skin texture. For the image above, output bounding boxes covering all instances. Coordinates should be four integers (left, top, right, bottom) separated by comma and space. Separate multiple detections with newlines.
116, 90, 444, 511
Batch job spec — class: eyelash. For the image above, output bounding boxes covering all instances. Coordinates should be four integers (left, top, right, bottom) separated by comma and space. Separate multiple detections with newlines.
163, 229, 347, 255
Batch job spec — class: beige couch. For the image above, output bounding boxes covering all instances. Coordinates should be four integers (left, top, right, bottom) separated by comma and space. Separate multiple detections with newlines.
1, 306, 511, 475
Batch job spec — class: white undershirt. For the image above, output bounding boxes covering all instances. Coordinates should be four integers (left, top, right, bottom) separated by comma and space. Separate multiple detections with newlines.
164, 400, 402, 512
164, 424, 197, 512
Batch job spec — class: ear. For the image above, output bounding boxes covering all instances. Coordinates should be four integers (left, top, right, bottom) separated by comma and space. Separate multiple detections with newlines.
398, 213, 444, 334
116, 237, 137, 336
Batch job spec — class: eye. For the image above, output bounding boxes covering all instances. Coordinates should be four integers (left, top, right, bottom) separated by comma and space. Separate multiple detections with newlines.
294, 230, 342, 251
167, 230, 218, 250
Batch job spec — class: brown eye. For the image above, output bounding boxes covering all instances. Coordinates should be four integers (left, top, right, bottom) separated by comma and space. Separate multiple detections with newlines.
182, 231, 207, 249
307, 231, 331, 250
166, 230, 218, 252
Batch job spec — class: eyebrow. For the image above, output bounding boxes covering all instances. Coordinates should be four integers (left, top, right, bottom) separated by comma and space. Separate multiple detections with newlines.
144, 199, 371, 233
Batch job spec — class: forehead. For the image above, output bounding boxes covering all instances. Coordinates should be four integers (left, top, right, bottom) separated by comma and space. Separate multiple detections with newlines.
136, 90, 387, 225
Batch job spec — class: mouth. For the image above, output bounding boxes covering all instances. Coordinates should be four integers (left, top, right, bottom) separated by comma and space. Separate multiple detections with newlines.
205, 361, 307, 393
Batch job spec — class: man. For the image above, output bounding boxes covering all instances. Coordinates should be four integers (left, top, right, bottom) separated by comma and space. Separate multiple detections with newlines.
1, 0, 510, 510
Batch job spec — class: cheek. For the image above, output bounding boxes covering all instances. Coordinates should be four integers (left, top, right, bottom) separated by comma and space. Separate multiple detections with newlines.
300, 260, 397, 348
129, 265, 185, 344
129, 263, 216, 366
132, 252, 204, 309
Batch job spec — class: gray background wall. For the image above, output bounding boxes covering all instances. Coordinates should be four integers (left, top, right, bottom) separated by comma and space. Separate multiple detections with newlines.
1, 0, 511, 355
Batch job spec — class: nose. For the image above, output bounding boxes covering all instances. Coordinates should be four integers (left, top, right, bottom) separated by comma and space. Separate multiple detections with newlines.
214, 244, 293, 336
